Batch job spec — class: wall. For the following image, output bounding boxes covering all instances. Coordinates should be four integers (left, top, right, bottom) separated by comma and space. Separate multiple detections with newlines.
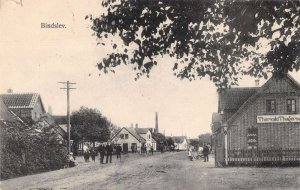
112, 128, 142, 152
11, 108, 32, 119
31, 98, 45, 121
139, 131, 152, 148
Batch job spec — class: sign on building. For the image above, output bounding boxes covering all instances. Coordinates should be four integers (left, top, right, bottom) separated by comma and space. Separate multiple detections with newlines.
257, 115, 300, 123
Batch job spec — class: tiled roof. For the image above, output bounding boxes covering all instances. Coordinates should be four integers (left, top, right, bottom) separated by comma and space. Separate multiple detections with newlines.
135, 128, 149, 134
128, 128, 146, 143
219, 87, 259, 111
111, 127, 146, 143
0, 93, 40, 109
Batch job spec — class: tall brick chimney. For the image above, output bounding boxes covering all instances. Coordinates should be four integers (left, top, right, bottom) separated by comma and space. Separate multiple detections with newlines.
155, 112, 159, 133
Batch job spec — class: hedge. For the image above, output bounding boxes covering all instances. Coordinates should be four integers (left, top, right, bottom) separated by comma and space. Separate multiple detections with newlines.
0, 120, 68, 180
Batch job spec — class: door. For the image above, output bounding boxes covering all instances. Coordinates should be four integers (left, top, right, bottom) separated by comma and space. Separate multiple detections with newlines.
123, 143, 128, 153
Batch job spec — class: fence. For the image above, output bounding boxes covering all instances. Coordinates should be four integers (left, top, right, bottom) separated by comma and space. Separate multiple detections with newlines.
228, 148, 300, 166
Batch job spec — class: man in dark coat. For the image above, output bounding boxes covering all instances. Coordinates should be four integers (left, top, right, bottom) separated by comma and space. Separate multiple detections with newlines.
105, 142, 113, 163
203, 144, 209, 162
90, 148, 97, 162
116, 144, 122, 160
98, 145, 106, 164
150, 146, 154, 155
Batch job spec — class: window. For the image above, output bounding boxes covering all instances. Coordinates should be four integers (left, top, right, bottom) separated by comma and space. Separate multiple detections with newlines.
125, 134, 129, 139
287, 99, 296, 113
266, 99, 276, 113
120, 134, 124, 139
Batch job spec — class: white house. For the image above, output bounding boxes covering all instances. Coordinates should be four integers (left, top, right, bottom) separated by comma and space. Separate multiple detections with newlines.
111, 127, 157, 152
173, 136, 188, 151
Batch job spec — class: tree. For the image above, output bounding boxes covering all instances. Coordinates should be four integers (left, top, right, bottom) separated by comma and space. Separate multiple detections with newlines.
152, 132, 166, 150
0, 120, 68, 179
189, 138, 200, 150
88, 0, 300, 88
198, 133, 212, 146
166, 137, 175, 150
70, 107, 110, 148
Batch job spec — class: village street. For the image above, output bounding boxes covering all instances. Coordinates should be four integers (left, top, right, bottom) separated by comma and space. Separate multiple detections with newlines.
1, 152, 300, 190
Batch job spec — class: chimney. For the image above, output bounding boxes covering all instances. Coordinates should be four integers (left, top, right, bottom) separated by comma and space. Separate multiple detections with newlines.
155, 112, 159, 133
255, 79, 260, 87
135, 123, 138, 128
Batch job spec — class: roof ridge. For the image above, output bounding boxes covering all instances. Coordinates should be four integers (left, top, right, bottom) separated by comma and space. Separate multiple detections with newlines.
225, 87, 260, 90
0, 92, 39, 95
226, 74, 300, 125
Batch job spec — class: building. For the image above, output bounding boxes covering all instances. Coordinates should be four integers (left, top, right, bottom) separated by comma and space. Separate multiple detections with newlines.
0, 96, 66, 143
173, 136, 188, 151
0, 93, 46, 122
213, 74, 300, 166
111, 127, 157, 152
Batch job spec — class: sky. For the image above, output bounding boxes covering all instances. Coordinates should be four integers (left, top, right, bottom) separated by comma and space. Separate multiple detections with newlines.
0, 0, 299, 138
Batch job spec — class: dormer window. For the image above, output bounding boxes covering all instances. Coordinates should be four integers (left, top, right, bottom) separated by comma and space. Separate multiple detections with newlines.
266, 99, 276, 113
287, 99, 296, 113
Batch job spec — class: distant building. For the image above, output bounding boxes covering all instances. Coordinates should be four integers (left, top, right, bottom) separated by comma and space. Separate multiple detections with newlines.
213, 74, 300, 166
173, 136, 188, 151
0, 96, 66, 141
111, 127, 157, 152
0, 93, 46, 122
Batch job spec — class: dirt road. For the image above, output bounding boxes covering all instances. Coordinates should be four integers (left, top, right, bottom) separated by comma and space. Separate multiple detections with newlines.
1, 152, 300, 190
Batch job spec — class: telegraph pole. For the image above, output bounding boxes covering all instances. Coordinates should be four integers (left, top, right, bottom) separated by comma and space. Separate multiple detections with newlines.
59, 81, 76, 153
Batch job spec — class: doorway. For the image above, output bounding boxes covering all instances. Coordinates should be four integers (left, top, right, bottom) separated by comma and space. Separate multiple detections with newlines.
123, 143, 128, 153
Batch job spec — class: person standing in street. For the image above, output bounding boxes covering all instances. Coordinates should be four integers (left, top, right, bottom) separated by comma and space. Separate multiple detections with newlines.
90, 147, 96, 162
150, 146, 154, 155
83, 144, 90, 162
116, 144, 122, 161
98, 144, 106, 164
203, 144, 209, 162
105, 142, 113, 163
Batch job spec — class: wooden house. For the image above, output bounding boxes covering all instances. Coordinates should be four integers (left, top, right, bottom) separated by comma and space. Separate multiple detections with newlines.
213, 74, 300, 166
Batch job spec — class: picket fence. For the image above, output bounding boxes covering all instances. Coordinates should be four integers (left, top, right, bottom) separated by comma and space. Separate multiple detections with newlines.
228, 148, 300, 166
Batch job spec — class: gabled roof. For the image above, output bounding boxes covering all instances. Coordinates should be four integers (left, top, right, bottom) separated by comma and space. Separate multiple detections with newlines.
135, 128, 150, 134
0, 93, 45, 112
111, 127, 146, 143
219, 87, 259, 111
225, 74, 300, 125
151, 137, 157, 143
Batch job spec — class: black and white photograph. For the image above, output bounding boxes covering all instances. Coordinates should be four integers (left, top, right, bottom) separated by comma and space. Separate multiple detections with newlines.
0, 0, 300, 189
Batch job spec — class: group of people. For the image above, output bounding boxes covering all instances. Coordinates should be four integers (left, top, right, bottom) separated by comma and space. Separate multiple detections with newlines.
188, 144, 211, 162
140, 144, 154, 155
81, 142, 122, 164
83, 145, 97, 162
97, 142, 122, 164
